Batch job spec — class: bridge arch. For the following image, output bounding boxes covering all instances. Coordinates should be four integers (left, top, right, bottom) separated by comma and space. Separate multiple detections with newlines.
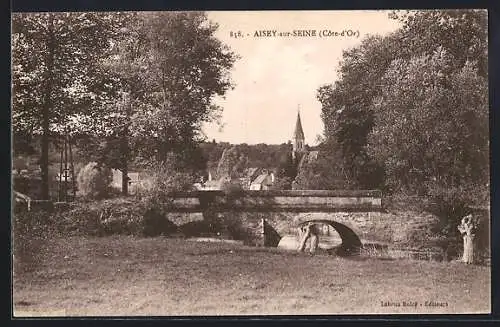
297, 219, 363, 255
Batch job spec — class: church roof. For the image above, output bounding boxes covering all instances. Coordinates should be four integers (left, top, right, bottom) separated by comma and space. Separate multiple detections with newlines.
294, 111, 305, 140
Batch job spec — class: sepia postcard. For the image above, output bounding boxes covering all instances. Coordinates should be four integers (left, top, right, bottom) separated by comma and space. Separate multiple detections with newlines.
11, 9, 490, 317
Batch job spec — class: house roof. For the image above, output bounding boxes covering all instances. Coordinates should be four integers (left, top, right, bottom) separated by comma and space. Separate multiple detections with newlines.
251, 173, 271, 185
246, 167, 262, 180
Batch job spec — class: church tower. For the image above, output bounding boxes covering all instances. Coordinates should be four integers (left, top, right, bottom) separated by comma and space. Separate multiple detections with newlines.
292, 109, 305, 159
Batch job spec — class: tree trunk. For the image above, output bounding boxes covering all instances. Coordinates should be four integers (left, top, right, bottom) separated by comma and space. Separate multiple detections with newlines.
40, 103, 50, 200
121, 92, 131, 196
40, 15, 55, 200
120, 128, 129, 196
121, 158, 128, 196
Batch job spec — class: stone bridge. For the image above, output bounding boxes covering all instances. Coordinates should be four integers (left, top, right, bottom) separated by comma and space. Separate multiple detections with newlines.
165, 190, 383, 253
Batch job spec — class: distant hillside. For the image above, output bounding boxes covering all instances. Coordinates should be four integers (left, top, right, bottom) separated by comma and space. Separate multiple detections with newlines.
14, 136, 298, 180
293, 145, 352, 190
200, 142, 293, 179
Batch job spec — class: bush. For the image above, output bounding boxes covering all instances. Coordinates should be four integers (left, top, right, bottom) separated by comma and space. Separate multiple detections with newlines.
382, 194, 430, 212
142, 208, 178, 237
178, 220, 214, 238
426, 184, 475, 237
198, 183, 253, 243
271, 177, 293, 190
202, 211, 251, 242
145, 156, 196, 207
221, 180, 244, 200
426, 183, 490, 261
218, 181, 256, 242
140, 157, 199, 237
47, 198, 147, 237
222, 213, 251, 242
99, 209, 143, 236
52, 206, 103, 236
76, 162, 113, 199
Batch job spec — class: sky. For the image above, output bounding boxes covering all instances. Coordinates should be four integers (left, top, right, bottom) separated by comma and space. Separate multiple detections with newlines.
202, 11, 402, 146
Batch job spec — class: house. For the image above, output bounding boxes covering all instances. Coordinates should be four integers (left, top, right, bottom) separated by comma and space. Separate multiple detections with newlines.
308, 151, 319, 161
111, 169, 123, 189
195, 175, 231, 191
193, 169, 229, 191
196, 180, 221, 190
235, 167, 261, 190
249, 172, 275, 190
128, 172, 140, 187
111, 169, 140, 193
238, 177, 251, 190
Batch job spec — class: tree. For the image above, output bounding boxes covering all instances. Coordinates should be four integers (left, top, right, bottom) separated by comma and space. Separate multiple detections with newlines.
368, 48, 488, 194
390, 10, 487, 78
126, 12, 237, 167
318, 9, 488, 194
271, 176, 293, 190
91, 12, 153, 195
317, 34, 399, 188
293, 147, 352, 190
12, 12, 237, 198
89, 92, 136, 196
277, 148, 297, 180
216, 146, 248, 179
12, 12, 121, 199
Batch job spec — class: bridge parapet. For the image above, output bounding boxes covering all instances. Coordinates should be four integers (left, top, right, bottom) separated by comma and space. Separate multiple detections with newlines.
165, 190, 382, 212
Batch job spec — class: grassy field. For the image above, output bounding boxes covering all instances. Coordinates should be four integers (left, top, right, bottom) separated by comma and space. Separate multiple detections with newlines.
13, 236, 490, 316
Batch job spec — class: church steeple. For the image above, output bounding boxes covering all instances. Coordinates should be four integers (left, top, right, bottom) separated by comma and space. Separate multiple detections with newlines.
292, 107, 305, 156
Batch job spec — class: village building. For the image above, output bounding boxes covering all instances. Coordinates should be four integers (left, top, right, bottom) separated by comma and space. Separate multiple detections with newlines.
195, 173, 230, 191
246, 167, 262, 182
238, 167, 262, 190
195, 107, 308, 191
111, 169, 140, 193
249, 171, 275, 190
194, 179, 223, 190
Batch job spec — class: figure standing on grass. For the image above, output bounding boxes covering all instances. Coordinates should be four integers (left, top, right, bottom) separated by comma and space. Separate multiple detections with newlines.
298, 222, 319, 254
457, 214, 477, 264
